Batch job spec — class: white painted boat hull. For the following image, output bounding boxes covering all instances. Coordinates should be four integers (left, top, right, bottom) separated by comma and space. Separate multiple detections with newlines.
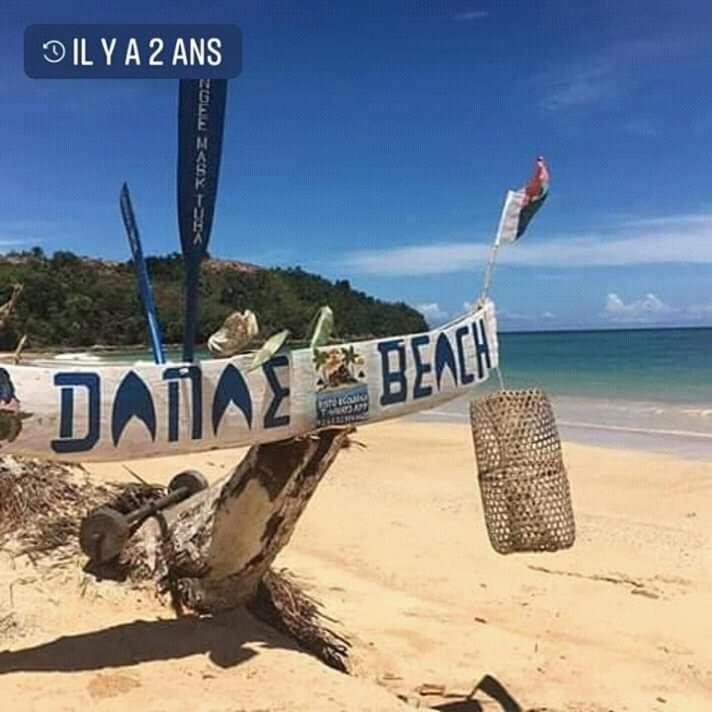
0, 301, 498, 462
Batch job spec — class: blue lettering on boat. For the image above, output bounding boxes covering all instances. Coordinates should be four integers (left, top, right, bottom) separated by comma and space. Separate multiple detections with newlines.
163, 365, 202, 441
212, 363, 253, 434
51, 372, 101, 454
378, 339, 407, 406
411, 334, 432, 399
434, 332, 458, 389
112, 371, 157, 446
377, 316, 491, 408
455, 326, 474, 385
263, 355, 290, 429
472, 319, 492, 379
47, 314, 493, 456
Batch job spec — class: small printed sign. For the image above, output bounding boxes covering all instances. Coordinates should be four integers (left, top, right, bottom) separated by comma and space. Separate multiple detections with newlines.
314, 345, 370, 426
25, 24, 241, 79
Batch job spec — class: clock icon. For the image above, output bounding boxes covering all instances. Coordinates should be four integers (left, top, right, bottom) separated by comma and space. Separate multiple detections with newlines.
42, 40, 66, 64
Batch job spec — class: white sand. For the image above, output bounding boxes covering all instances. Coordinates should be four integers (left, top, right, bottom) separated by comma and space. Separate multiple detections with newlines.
1, 419, 711, 710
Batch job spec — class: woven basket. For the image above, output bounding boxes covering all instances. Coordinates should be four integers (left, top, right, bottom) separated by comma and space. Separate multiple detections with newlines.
470, 389, 575, 554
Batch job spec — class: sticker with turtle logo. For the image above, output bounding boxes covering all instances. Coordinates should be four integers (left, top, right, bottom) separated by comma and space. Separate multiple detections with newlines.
313, 345, 369, 426
0, 368, 33, 445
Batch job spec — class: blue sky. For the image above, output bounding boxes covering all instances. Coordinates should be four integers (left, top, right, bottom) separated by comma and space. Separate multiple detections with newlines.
3, 1, 712, 330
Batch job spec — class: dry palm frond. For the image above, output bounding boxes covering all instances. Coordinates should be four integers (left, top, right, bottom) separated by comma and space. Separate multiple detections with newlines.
0, 456, 162, 558
0, 458, 353, 673
248, 567, 351, 673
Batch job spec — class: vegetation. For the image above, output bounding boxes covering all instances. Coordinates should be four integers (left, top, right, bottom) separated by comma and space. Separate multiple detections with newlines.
0, 248, 426, 349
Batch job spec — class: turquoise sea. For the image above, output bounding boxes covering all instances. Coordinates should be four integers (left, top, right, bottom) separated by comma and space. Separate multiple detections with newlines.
47, 327, 712, 457
422, 327, 712, 458
498, 328, 712, 404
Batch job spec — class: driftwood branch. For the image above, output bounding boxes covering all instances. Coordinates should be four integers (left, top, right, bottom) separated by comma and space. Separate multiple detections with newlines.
0, 284, 23, 330
0, 443, 354, 672
120, 427, 351, 613
12, 334, 28, 365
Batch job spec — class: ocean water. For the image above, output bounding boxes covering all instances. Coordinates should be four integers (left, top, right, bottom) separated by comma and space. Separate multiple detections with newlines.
422, 327, 712, 458
50, 346, 210, 365
498, 328, 712, 404
47, 327, 712, 457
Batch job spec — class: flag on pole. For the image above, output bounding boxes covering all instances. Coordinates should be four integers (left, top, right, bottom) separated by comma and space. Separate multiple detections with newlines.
495, 157, 550, 245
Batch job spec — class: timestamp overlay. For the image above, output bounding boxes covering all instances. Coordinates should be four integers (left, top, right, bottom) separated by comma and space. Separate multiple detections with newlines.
24, 24, 241, 79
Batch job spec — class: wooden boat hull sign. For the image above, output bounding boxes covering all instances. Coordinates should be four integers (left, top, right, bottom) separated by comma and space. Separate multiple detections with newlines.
0, 301, 497, 462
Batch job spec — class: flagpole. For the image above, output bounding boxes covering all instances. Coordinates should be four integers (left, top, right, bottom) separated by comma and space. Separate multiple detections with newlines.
477, 189, 520, 392
478, 190, 513, 304
480, 232, 502, 302
480, 224, 507, 392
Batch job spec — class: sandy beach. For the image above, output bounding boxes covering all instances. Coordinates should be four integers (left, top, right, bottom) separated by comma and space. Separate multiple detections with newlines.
1, 419, 711, 711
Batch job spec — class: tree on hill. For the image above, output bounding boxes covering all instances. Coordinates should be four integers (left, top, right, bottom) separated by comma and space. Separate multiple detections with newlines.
0, 249, 427, 349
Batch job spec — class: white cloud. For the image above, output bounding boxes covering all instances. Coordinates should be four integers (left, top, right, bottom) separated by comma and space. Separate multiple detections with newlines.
620, 214, 712, 228
415, 302, 448, 325
345, 213, 712, 275
0, 220, 50, 250
603, 292, 674, 323
536, 37, 694, 113
453, 10, 488, 21
540, 59, 619, 112
603, 291, 712, 325
0, 238, 34, 250
350, 242, 488, 276
603, 292, 712, 325
498, 308, 532, 321
542, 311, 555, 319
493, 307, 544, 325
686, 303, 712, 319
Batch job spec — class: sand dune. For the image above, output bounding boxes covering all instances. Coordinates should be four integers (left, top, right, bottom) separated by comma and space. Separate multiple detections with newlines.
1, 420, 711, 710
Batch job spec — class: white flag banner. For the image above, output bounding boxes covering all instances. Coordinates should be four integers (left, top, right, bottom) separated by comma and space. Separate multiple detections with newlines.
495, 189, 526, 245
495, 157, 550, 246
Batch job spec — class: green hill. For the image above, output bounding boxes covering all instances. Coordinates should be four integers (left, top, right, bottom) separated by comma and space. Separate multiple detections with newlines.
0, 248, 427, 350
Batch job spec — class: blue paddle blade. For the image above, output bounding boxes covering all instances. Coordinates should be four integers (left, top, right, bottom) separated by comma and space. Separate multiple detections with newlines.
177, 79, 228, 362
119, 183, 165, 364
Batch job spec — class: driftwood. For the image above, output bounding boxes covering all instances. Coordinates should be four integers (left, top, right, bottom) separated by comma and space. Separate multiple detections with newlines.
0, 284, 23, 330
0, 448, 352, 671
115, 427, 352, 614
12, 334, 28, 365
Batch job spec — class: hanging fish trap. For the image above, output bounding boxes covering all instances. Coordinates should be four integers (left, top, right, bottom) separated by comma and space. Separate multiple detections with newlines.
470, 388, 575, 555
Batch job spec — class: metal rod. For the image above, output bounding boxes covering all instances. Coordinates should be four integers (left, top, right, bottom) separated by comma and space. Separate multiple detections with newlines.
125, 486, 188, 525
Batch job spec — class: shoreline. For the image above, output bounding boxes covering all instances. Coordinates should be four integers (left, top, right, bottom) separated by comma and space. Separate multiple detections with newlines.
414, 392, 712, 460
4, 338, 711, 460
4, 342, 712, 459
